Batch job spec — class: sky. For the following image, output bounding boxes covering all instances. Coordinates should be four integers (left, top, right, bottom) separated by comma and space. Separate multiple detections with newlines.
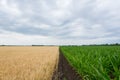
0, 0, 120, 45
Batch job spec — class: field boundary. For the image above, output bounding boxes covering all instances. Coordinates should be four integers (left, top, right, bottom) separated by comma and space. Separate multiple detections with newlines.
52, 48, 82, 80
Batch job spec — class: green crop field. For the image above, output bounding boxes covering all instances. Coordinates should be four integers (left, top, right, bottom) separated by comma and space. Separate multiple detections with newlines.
60, 46, 120, 80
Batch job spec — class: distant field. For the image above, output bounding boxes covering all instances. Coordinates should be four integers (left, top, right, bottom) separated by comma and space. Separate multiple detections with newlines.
0, 46, 59, 80
60, 46, 120, 80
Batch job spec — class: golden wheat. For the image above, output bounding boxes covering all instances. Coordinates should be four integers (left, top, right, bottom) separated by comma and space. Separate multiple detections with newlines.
0, 46, 59, 80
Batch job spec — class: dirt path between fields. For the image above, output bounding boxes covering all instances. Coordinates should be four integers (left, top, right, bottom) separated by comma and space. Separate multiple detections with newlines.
52, 48, 82, 80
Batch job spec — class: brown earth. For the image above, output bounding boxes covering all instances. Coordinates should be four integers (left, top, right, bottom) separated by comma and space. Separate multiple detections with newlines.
52, 48, 82, 80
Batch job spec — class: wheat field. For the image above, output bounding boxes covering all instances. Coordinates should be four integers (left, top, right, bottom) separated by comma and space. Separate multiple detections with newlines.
0, 46, 59, 80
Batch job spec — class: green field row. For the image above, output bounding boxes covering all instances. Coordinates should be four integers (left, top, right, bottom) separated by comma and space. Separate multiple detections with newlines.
60, 46, 120, 80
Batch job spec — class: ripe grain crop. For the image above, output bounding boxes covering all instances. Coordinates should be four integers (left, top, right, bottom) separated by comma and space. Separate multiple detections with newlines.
0, 46, 59, 80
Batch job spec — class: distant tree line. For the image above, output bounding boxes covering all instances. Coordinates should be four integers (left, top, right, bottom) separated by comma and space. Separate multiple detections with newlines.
82, 43, 120, 46
0, 43, 120, 46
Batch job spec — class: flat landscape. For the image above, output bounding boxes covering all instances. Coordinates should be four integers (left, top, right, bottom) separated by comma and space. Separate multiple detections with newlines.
0, 46, 120, 80
0, 46, 59, 80
0, 0, 120, 79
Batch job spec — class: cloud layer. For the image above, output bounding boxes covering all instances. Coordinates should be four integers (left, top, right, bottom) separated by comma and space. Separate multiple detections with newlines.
0, 0, 120, 45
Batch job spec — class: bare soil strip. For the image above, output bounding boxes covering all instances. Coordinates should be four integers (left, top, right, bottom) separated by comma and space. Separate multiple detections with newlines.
52, 48, 82, 80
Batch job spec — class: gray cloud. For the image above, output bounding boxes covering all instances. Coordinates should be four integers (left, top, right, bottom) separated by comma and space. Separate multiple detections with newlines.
0, 0, 120, 45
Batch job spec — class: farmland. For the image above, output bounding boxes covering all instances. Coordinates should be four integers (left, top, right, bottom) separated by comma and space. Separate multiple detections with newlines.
60, 46, 120, 80
0, 46, 59, 80
0, 46, 120, 80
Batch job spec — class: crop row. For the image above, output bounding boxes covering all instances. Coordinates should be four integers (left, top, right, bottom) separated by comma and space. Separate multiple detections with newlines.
60, 46, 120, 80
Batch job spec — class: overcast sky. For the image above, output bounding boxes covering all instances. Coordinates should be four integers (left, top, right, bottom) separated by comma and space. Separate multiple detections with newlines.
0, 0, 120, 45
